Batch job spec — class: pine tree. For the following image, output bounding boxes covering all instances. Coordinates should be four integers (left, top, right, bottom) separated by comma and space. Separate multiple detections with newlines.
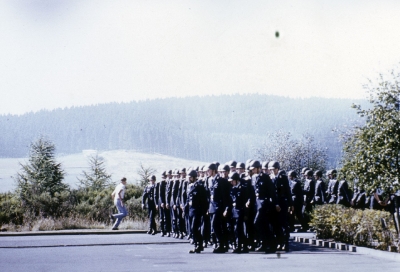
15, 136, 69, 217
77, 154, 113, 190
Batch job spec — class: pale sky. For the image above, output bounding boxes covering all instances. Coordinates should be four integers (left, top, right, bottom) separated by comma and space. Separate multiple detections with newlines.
1, 0, 400, 115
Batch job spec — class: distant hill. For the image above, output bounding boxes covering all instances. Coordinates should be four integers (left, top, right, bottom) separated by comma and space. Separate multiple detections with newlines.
0, 94, 367, 166
0, 150, 206, 193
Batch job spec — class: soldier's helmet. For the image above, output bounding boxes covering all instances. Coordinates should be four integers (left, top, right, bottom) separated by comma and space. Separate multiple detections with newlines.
213, 161, 220, 169
314, 170, 323, 177
207, 163, 217, 171
331, 169, 337, 177
188, 170, 197, 178
237, 162, 245, 169
175, 169, 181, 176
181, 168, 186, 173
278, 169, 286, 176
288, 170, 298, 178
195, 166, 199, 172
245, 159, 253, 167
161, 171, 167, 177
261, 161, 269, 170
249, 160, 261, 170
228, 172, 240, 181
218, 164, 230, 172
305, 170, 314, 177
301, 167, 310, 175
229, 160, 237, 168
268, 161, 280, 170
167, 170, 172, 175
150, 175, 156, 181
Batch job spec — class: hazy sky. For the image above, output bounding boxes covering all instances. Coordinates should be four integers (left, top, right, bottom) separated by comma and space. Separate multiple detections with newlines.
1, 0, 400, 115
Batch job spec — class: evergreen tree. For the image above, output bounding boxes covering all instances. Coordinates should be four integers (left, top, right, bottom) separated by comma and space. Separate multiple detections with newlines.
77, 154, 113, 190
137, 163, 156, 188
15, 136, 69, 217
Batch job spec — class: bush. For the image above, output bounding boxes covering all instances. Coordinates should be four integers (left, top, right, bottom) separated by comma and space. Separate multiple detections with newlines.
310, 205, 397, 249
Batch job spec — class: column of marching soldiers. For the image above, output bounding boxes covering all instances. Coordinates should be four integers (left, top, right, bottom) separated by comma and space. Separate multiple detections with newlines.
141, 160, 355, 254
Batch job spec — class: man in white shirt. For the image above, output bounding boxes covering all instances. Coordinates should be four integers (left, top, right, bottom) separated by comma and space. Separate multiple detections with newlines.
110, 177, 128, 230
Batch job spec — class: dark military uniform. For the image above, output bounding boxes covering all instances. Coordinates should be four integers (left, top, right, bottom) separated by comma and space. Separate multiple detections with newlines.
336, 180, 351, 207
177, 177, 186, 237
314, 179, 326, 205
351, 189, 367, 210
241, 174, 255, 250
303, 177, 315, 211
272, 172, 293, 250
252, 172, 277, 252
326, 178, 339, 204
209, 174, 230, 252
165, 177, 173, 235
158, 178, 169, 235
181, 178, 190, 238
186, 180, 208, 252
142, 183, 157, 233
229, 180, 249, 252
289, 177, 307, 231
170, 177, 180, 237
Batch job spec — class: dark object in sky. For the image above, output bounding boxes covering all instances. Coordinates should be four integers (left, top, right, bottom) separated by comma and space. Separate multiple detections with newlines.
275, 31, 279, 38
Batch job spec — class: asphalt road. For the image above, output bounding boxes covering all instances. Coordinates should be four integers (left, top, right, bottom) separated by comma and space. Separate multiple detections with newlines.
0, 233, 399, 272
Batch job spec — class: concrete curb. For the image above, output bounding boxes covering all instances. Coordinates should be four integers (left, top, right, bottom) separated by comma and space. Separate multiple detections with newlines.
292, 235, 400, 262
0, 229, 147, 237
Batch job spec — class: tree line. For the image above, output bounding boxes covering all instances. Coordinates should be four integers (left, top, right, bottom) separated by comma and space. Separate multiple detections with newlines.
0, 94, 366, 168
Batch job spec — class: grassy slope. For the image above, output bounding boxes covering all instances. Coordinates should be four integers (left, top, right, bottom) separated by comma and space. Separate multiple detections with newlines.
0, 150, 206, 193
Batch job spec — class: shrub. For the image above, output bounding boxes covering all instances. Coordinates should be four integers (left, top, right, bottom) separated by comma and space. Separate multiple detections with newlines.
310, 205, 397, 249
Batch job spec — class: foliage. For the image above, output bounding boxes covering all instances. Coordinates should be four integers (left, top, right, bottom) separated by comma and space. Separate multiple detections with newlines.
14, 137, 70, 217
0, 192, 24, 227
254, 130, 329, 173
310, 205, 397, 249
341, 70, 400, 194
137, 163, 157, 188
77, 154, 114, 190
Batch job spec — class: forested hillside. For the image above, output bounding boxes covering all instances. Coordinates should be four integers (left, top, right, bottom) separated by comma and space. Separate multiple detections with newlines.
0, 94, 365, 166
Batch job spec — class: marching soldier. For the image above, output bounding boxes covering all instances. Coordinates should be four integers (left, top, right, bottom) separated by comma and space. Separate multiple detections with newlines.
208, 163, 230, 253
186, 170, 208, 253
337, 177, 351, 207
158, 171, 168, 236
249, 160, 277, 253
228, 172, 249, 253
165, 170, 173, 236
269, 161, 293, 251
312, 170, 326, 205
142, 175, 157, 235
177, 168, 187, 238
303, 170, 315, 228
326, 169, 338, 204
288, 171, 307, 232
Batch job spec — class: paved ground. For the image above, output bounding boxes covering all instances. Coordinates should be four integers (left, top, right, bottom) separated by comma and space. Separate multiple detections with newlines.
0, 232, 399, 272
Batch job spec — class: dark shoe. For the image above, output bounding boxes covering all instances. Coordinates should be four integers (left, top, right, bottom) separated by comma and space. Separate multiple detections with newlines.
212, 246, 225, 253
112, 227, 118, 230
167, 232, 171, 237
242, 247, 249, 253
147, 230, 152, 234
232, 248, 241, 253
255, 246, 266, 252
161, 233, 165, 237
195, 246, 202, 253
203, 242, 207, 248
151, 230, 157, 235
179, 233, 184, 239
189, 248, 196, 254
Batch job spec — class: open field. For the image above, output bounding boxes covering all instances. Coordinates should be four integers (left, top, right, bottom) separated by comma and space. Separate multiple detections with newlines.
0, 150, 206, 193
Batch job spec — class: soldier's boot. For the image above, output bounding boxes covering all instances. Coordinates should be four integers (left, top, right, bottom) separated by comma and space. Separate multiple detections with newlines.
212, 244, 225, 254
232, 244, 241, 253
